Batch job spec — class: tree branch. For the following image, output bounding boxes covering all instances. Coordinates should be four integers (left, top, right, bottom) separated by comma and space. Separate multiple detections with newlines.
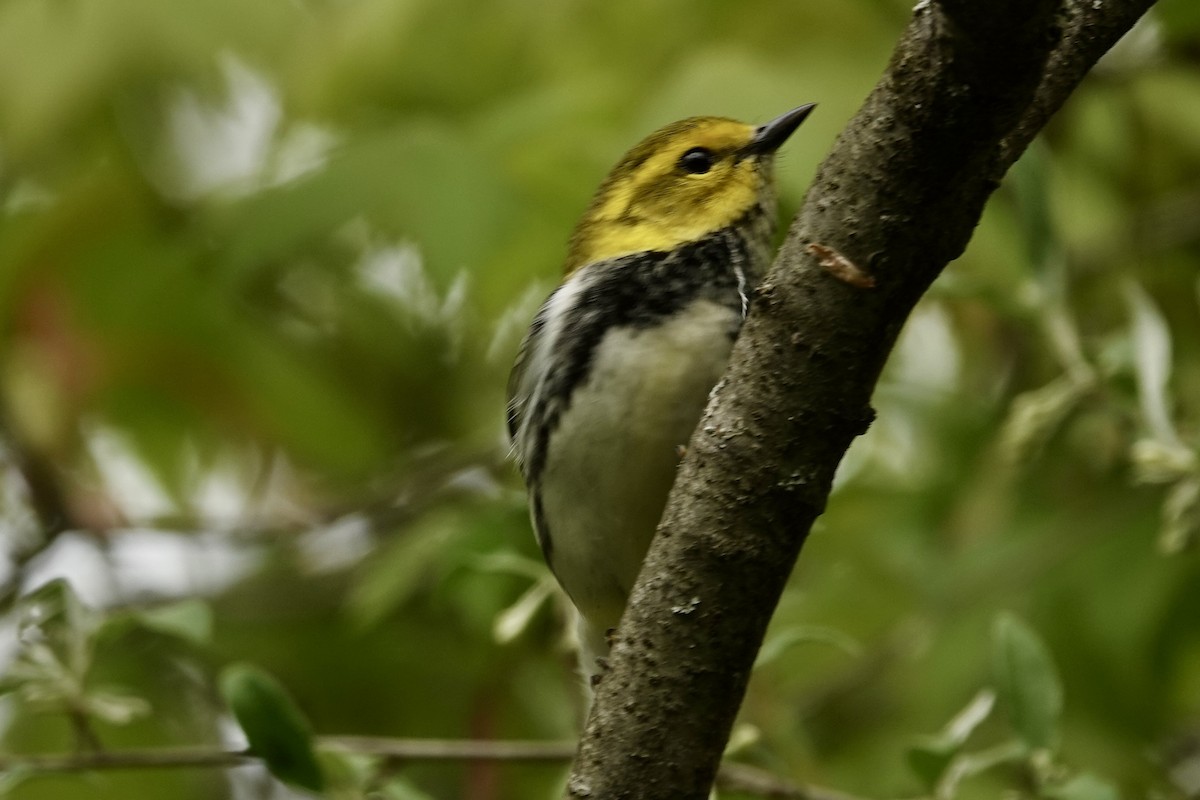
567, 1, 1156, 797
1000, 0, 1160, 164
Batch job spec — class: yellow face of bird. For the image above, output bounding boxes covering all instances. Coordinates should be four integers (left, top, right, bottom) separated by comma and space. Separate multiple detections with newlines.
564, 116, 778, 273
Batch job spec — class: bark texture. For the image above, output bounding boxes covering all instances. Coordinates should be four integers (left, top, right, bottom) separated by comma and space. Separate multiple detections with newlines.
566, 0, 1157, 797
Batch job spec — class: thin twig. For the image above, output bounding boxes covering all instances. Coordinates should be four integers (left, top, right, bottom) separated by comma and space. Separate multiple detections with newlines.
0, 737, 859, 799
0, 400, 78, 610
66, 706, 104, 755
0, 738, 575, 774
320, 736, 577, 762
716, 762, 871, 800
0, 745, 251, 773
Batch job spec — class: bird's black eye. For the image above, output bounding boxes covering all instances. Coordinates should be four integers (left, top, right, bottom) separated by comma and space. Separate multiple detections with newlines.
678, 147, 715, 174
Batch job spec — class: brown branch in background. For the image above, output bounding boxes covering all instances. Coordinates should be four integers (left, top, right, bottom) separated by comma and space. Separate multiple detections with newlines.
0, 399, 78, 610
0, 397, 74, 537
0, 432, 510, 613
0, 745, 251, 774
7, 438, 73, 538
0, 739, 575, 776
567, 0, 1157, 797
66, 705, 104, 755
0, 738, 864, 800
323, 735, 577, 763
716, 763, 869, 800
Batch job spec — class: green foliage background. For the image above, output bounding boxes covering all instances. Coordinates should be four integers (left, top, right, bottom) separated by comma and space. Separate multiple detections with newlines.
0, 1, 1198, 798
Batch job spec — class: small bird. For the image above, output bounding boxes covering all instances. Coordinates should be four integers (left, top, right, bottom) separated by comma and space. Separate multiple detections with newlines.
507, 105, 814, 682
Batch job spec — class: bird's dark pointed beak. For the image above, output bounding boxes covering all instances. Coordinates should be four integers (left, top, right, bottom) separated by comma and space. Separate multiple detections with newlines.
745, 103, 816, 156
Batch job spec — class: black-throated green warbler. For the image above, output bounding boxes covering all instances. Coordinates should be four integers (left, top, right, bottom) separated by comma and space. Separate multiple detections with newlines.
507, 105, 815, 681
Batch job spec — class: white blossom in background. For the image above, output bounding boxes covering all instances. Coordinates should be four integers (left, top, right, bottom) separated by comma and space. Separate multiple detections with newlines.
891, 302, 962, 395
297, 514, 374, 574
836, 302, 962, 488
1124, 281, 1182, 448
86, 425, 176, 522
355, 238, 470, 349
161, 54, 282, 198
270, 122, 340, 187
25, 428, 264, 602
108, 530, 261, 600
20, 534, 116, 607
179, 441, 284, 532
153, 53, 337, 200
18, 529, 261, 608
188, 463, 248, 531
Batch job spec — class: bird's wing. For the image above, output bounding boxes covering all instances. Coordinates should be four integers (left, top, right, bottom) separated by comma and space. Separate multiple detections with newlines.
506, 332, 532, 442
506, 296, 554, 464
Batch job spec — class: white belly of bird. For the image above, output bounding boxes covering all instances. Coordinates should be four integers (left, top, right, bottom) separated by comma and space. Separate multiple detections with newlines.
539, 298, 739, 641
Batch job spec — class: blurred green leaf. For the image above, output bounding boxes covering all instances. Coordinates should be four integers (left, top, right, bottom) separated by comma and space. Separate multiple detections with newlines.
1157, 0, 1200, 43
905, 690, 995, 788
1125, 281, 1179, 446
492, 576, 555, 645
470, 551, 550, 582
220, 662, 325, 793
59, 230, 393, 477
317, 748, 379, 796
1042, 772, 1121, 800
1010, 141, 1060, 286
0, 765, 34, 796
936, 741, 1028, 798
907, 733, 959, 790
1160, 477, 1200, 554
4, 580, 98, 710
944, 689, 997, 743
375, 776, 437, 800
0, 0, 299, 158
134, 599, 214, 645
2, 581, 160, 732
212, 123, 516, 287
80, 689, 152, 725
999, 375, 1094, 464
755, 625, 862, 667
1130, 438, 1198, 485
17, 579, 96, 664
992, 613, 1063, 752
345, 509, 462, 629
